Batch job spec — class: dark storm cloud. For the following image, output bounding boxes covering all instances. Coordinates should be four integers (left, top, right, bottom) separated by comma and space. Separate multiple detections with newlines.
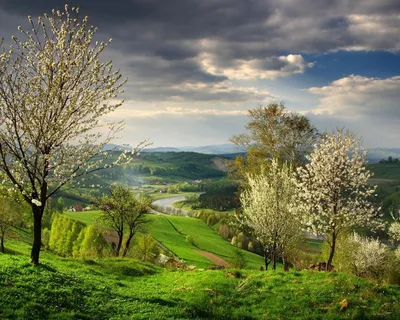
1, 0, 399, 104
127, 58, 227, 84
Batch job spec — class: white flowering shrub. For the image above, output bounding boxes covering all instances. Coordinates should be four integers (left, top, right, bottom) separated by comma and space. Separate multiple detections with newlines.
296, 129, 383, 270
0, 5, 135, 264
351, 233, 387, 277
389, 222, 400, 244
239, 158, 303, 270
395, 247, 400, 261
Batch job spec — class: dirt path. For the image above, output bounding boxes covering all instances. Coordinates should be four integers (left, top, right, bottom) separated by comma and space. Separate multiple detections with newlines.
196, 250, 231, 267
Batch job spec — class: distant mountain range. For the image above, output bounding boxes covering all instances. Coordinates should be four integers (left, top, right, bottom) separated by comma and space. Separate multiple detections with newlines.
142, 143, 244, 155
105, 143, 400, 163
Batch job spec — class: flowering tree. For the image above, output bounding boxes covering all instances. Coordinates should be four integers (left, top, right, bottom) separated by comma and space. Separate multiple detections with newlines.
296, 129, 383, 270
0, 5, 130, 264
239, 158, 302, 270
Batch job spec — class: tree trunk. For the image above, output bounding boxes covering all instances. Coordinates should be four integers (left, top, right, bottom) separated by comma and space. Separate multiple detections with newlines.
282, 255, 290, 272
1, 232, 4, 253
263, 247, 270, 270
327, 233, 336, 271
272, 241, 277, 270
30, 206, 44, 265
115, 232, 123, 257
122, 231, 134, 257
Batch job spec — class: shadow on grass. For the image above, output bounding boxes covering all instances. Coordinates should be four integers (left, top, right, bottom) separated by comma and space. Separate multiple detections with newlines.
3, 247, 26, 256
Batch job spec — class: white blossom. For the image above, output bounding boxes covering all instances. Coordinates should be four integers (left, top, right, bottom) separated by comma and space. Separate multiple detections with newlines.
239, 158, 302, 269
351, 233, 387, 277
296, 129, 383, 268
31, 199, 42, 207
0, 6, 142, 263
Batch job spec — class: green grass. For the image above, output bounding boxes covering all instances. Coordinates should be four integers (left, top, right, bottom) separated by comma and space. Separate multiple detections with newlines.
64, 210, 103, 226
145, 215, 213, 268
369, 163, 400, 183
161, 215, 266, 269
1, 250, 399, 319
64, 210, 265, 269
173, 200, 235, 215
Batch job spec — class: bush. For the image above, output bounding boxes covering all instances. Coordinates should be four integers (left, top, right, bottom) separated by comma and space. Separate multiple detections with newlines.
389, 221, 400, 244
351, 233, 388, 278
185, 235, 196, 247
328, 232, 396, 282
288, 250, 319, 271
133, 234, 160, 263
41, 228, 50, 249
48, 214, 84, 256
230, 247, 247, 269
231, 236, 238, 247
206, 214, 217, 226
79, 225, 109, 257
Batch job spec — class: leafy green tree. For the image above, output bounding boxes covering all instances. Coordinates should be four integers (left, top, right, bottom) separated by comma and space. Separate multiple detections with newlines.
73, 228, 87, 257
79, 225, 108, 257
134, 233, 159, 262
231, 103, 318, 183
122, 194, 151, 257
97, 185, 150, 256
65, 221, 84, 255
56, 197, 65, 213
0, 192, 22, 253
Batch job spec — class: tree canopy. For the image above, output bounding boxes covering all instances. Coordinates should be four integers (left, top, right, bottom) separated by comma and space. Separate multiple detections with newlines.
230, 103, 318, 182
296, 129, 383, 270
0, 5, 128, 264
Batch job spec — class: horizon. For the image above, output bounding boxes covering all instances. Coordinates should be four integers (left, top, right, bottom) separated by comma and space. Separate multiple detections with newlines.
1, 0, 399, 148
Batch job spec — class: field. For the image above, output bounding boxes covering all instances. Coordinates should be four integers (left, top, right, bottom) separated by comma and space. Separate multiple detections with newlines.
146, 215, 266, 269
369, 163, 400, 184
1, 250, 400, 319
64, 210, 266, 269
173, 200, 235, 215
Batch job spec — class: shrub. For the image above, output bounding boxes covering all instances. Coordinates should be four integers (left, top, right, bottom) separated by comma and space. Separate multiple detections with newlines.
352, 233, 388, 278
237, 232, 248, 250
185, 235, 196, 247
206, 214, 217, 226
79, 225, 109, 257
231, 236, 238, 247
133, 233, 160, 263
230, 247, 247, 269
389, 221, 400, 244
41, 228, 50, 249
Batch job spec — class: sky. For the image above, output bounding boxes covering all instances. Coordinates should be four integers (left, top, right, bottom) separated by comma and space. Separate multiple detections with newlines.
0, 0, 399, 148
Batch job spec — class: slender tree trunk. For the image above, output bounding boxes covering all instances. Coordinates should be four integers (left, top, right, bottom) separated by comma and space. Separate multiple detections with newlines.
327, 233, 336, 271
1, 232, 5, 253
282, 254, 290, 272
31, 206, 43, 265
263, 247, 270, 270
115, 232, 123, 257
272, 241, 277, 270
122, 231, 134, 257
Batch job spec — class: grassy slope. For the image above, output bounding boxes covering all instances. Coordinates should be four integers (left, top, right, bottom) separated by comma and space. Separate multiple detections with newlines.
64, 211, 265, 269
1, 249, 400, 320
173, 200, 235, 215
369, 163, 400, 184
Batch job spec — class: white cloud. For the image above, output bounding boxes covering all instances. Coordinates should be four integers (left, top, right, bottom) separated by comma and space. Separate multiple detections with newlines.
200, 51, 313, 80
308, 75, 400, 118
